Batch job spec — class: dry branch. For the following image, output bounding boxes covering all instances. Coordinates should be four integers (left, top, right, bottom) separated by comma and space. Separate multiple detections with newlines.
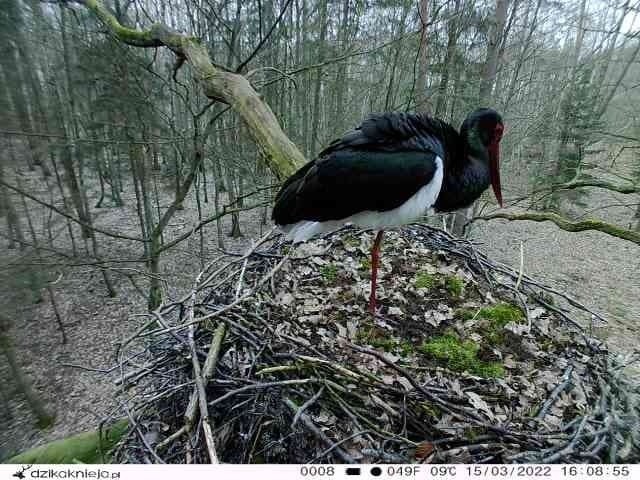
72, 0, 305, 180
473, 211, 640, 246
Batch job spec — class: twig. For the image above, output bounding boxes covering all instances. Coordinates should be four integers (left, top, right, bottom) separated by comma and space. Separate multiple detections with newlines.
292, 386, 325, 427
209, 379, 315, 407
536, 365, 575, 420
185, 323, 227, 429
515, 241, 524, 292
285, 398, 356, 463
156, 426, 186, 450
187, 324, 219, 463
309, 430, 372, 463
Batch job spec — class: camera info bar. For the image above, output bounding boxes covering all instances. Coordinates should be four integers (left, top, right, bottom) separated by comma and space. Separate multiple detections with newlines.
0, 464, 633, 480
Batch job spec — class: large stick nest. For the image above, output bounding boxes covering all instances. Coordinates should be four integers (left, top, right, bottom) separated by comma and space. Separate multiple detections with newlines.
111, 225, 640, 463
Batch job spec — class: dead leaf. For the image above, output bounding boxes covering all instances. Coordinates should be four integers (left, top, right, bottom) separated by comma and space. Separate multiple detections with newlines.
505, 322, 529, 336
397, 377, 414, 391
424, 309, 449, 327
298, 315, 322, 324
381, 374, 395, 385
276, 292, 294, 306
383, 352, 400, 363
293, 243, 325, 258
301, 298, 321, 313
503, 355, 517, 369
466, 391, 495, 420
346, 320, 359, 339
415, 441, 435, 460
449, 379, 464, 398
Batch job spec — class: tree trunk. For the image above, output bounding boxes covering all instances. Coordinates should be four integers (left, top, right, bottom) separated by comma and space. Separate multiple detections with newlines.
478, 0, 509, 105
311, 0, 329, 154
384, 4, 411, 111
435, 0, 461, 117
545, 0, 587, 209
503, 0, 542, 111
416, 0, 430, 111
0, 314, 55, 429
333, 0, 351, 135
0, 149, 25, 250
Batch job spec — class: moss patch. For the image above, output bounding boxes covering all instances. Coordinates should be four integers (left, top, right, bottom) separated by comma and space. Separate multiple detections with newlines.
419, 334, 504, 378
445, 275, 464, 297
464, 426, 487, 441
478, 303, 525, 345
320, 264, 339, 284
342, 235, 360, 248
5, 419, 128, 464
479, 303, 524, 326
414, 272, 436, 289
357, 326, 414, 357
359, 258, 372, 271
420, 402, 441, 418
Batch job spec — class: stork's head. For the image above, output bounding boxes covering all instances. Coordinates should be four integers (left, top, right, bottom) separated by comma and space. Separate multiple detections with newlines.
461, 108, 504, 207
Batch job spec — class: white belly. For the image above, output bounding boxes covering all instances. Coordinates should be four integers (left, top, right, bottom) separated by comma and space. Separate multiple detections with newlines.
282, 156, 443, 243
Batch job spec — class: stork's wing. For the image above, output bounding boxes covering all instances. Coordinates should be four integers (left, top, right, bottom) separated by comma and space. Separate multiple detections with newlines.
320, 112, 456, 159
273, 112, 457, 225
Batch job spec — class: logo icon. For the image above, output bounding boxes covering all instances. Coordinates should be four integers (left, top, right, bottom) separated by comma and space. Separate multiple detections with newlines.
12, 465, 32, 479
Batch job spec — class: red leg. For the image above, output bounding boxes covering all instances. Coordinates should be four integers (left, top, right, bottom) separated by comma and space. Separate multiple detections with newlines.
369, 230, 384, 314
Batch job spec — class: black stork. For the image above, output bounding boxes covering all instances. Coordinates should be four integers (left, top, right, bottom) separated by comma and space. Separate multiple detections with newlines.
273, 108, 504, 313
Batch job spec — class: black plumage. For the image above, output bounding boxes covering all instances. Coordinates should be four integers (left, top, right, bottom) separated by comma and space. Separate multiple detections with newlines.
273, 109, 502, 227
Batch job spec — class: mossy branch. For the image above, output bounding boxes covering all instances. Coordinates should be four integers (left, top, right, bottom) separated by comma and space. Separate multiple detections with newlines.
552, 179, 639, 195
74, 0, 305, 179
473, 212, 640, 246
5, 419, 128, 463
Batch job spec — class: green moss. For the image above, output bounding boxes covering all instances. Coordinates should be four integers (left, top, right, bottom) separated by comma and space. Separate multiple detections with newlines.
372, 338, 397, 351
320, 264, 339, 284
342, 235, 360, 248
356, 325, 379, 345
539, 338, 554, 352
357, 326, 414, 356
445, 275, 464, 297
359, 258, 372, 270
420, 402, 441, 418
478, 303, 525, 345
479, 303, 524, 327
464, 427, 487, 440
419, 334, 504, 378
414, 272, 436, 289
5, 419, 128, 464
474, 362, 505, 378
420, 334, 477, 371
398, 341, 415, 356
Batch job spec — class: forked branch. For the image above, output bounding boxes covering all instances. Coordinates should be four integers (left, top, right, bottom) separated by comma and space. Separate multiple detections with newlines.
473, 212, 640, 246
68, 0, 306, 179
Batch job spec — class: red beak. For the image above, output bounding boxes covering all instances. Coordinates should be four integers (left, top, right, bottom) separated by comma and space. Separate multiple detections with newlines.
488, 142, 503, 207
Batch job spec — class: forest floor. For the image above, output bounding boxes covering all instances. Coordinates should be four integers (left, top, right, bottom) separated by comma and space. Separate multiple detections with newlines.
1, 149, 639, 459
